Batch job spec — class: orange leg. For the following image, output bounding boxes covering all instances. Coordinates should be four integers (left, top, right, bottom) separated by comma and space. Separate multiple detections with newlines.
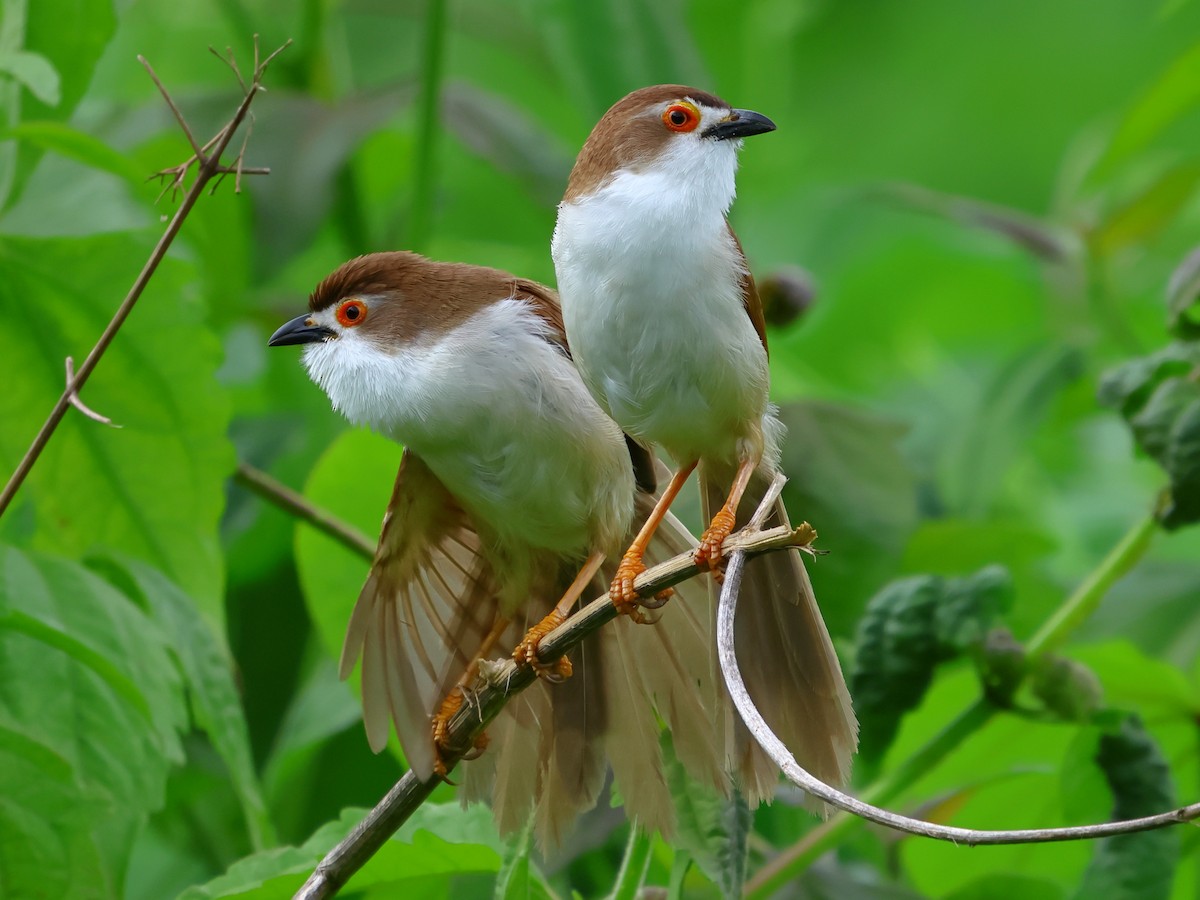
514, 550, 606, 679
432, 616, 510, 776
695, 458, 756, 574
610, 461, 698, 618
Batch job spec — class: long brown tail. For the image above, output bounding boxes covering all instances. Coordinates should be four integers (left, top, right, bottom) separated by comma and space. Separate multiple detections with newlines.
700, 461, 858, 809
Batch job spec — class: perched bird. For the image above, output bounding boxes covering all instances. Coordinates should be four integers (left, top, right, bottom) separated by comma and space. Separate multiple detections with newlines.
553, 85, 858, 799
269, 251, 725, 842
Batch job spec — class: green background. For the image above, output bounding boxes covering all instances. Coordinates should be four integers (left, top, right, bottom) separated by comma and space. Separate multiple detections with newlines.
2, 0, 1200, 897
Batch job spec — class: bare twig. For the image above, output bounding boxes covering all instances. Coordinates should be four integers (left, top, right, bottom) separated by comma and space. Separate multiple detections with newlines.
0, 38, 290, 520
234, 462, 375, 560
716, 492, 1200, 849
292, 521, 815, 900
64, 357, 120, 428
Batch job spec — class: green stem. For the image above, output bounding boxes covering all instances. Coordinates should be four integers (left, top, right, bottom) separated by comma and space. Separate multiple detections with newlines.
1026, 512, 1157, 659
408, 0, 448, 252
745, 511, 1159, 898
610, 827, 653, 900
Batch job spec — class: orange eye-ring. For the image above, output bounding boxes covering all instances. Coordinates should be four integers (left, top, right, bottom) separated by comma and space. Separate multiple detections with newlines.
662, 102, 700, 133
336, 299, 368, 328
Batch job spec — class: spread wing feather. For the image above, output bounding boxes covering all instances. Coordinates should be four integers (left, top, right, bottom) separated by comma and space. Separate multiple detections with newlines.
340, 449, 500, 779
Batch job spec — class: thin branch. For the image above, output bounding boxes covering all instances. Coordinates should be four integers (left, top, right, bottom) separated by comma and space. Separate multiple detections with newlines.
0, 38, 290, 520
745, 506, 1163, 897
292, 520, 816, 900
64, 357, 120, 427
716, 518, 1200, 853
233, 462, 375, 560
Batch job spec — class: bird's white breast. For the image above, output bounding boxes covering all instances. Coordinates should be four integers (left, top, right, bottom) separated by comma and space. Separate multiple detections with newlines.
301, 298, 634, 558
553, 140, 770, 466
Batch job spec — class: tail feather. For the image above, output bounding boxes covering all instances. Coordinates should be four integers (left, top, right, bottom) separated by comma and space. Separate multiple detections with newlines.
700, 462, 858, 809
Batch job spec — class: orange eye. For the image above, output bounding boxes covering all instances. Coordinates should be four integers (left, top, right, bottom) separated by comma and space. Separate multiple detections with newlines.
662, 102, 700, 133
336, 299, 368, 328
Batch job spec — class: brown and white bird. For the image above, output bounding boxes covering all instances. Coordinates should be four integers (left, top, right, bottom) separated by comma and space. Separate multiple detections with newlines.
268, 251, 725, 842
553, 85, 858, 799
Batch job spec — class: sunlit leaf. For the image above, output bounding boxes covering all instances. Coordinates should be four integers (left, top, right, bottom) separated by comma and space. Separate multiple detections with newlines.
1096, 38, 1200, 173
0, 50, 61, 105
1, 120, 143, 182
177, 803, 504, 899
0, 233, 234, 619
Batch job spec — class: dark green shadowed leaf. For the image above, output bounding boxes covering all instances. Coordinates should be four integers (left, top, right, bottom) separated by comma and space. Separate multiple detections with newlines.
1072, 715, 1178, 900
664, 735, 747, 899
1099, 343, 1200, 528
87, 553, 274, 851
0, 545, 187, 898
851, 567, 1013, 768
1165, 246, 1200, 339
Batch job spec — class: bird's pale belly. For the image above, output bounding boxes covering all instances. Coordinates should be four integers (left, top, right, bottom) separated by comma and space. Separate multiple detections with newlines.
572, 288, 770, 466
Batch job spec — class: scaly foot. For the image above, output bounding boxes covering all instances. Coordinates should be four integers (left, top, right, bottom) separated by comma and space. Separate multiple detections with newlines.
513, 611, 574, 681
695, 507, 738, 573
431, 687, 491, 777
610, 551, 652, 622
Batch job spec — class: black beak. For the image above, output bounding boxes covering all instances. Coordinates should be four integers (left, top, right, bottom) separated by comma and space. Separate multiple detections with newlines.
268, 313, 334, 347
703, 108, 776, 141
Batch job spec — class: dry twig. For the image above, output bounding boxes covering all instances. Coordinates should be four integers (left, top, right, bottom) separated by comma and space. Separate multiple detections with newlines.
0, 37, 290, 519
291, 521, 814, 900
717, 476, 1200, 847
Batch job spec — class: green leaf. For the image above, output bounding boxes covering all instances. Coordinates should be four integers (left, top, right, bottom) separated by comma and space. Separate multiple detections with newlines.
663, 735, 747, 899
1098, 343, 1200, 528
494, 817, 555, 900
178, 803, 504, 899
1096, 38, 1200, 173
4, 0, 116, 209
0, 545, 187, 898
88, 553, 274, 851
1, 120, 143, 182
851, 566, 1013, 767
945, 874, 1065, 900
1165, 246, 1200, 339
295, 428, 397, 666
0, 233, 234, 620
776, 400, 920, 636
1073, 715, 1179, 900
1091, 161, 1200, 256
0, 49, 60, 105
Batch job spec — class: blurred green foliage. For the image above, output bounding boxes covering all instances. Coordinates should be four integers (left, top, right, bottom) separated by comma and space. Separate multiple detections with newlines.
3, 0, 1200, 897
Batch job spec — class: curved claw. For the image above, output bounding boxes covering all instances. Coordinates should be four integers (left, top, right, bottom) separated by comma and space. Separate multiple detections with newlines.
695, 507, 737, 572
514, 611, 574, 680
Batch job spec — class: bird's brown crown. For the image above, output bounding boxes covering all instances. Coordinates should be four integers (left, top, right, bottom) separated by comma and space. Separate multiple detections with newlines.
308, 251, 565, 347
563, 85, 729, 202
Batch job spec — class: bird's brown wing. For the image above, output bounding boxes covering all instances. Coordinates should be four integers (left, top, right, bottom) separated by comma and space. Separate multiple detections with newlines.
726, 220, 769, 356
340, 449, 499, 779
